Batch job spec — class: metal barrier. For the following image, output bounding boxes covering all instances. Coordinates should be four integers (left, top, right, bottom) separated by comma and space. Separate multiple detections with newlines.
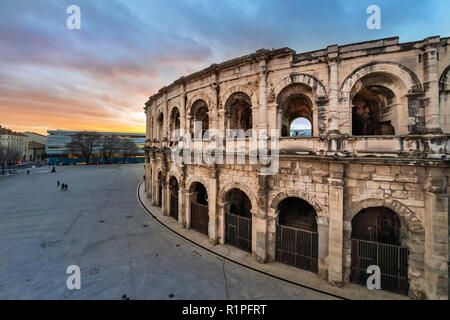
351, 238, 409, 296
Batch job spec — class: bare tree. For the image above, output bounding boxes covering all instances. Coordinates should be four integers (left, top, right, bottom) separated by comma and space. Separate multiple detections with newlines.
100, 136, 120, 164
119, 139, 139, 164
0, 146, 21, 174
66, 132, 101, 165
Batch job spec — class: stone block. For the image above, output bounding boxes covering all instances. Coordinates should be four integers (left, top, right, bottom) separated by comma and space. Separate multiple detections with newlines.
372, 174, 396, 182
392, 191, 408, 199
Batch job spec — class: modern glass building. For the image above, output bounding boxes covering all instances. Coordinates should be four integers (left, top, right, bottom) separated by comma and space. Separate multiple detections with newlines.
46, 130, 145, 164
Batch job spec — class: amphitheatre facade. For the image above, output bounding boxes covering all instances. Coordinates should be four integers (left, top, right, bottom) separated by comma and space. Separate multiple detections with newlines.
144, 36, 449, 299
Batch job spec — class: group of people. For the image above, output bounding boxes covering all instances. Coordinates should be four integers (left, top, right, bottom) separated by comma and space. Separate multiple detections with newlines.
57, 180, 69, 191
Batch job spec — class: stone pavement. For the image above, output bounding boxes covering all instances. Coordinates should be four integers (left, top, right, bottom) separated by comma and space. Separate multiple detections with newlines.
0, 164, 338, 300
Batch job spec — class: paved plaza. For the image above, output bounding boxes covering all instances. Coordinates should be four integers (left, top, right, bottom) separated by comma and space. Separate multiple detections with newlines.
0, 165, 336, 299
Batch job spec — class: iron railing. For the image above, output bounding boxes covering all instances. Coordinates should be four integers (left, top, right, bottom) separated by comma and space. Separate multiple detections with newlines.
276, 224, 318, 273
351, 238, 409, 296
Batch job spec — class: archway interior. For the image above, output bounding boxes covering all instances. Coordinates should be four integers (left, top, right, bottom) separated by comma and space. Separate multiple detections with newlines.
351, 75, 397, 136
277, 197, 317, 231
170, 108, 180, 137
225, 92, 252, 134
191, 100, 209, 138
290, 117, 312, 137
277, 84, 313, 137
226, 188, 252, 218
190, 182, 208, 205
157, 113, 164, 139
351, 207, 400, 245
169, 176, 178, 196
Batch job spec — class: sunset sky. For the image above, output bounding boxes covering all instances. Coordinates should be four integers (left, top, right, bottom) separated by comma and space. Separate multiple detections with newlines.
1, 0, 449, 135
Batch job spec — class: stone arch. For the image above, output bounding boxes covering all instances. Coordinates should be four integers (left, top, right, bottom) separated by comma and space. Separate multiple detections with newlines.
345, 197, 424, 235
340, 62, 423, 135
343, 197, 425, 296
273, 73, 328, 102
187, 93, 212, 114
218, 181, 258, 211
269, 189, 327, 223
185, 175, 210, 195
221, 85, 258, 109
439, 65, 450, 92
340, 62, 423, 101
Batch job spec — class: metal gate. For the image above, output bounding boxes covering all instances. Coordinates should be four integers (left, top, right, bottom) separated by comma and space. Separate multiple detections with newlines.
170, 194, 178, 220
276, 225, 318, 273
191, 202, 208, 235
225, 212, 251, 252
351, 239, 409, 296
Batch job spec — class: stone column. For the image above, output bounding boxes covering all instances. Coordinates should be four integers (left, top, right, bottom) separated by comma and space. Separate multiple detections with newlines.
208, 174, 219, 245
423, 39, 442, 133
258, 62, 268, 133
327, 47, 339, 134
317, 216, 329, 280
217, 202, 226, 245
424, 172, 448, 299
253, 209, 268, 263
254, 175, 269, 263
180, 94, 186, 135
178, 177, 185, 226
151, 160, 157, 206
327, 163, 344, 285
161, 179, 168, 216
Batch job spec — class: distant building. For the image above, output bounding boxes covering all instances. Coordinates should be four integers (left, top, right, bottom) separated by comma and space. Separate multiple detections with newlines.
290, 129, 311, 137
0, 125, 27, 162
23, 132, 47, 161
46, 130, 145, 164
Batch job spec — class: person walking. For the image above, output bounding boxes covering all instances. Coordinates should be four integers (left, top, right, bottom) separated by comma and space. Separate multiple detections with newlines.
61, 183, 65, 192
57, 180, 60, 187
27, 170, 30, 175
65, 184, 69, 191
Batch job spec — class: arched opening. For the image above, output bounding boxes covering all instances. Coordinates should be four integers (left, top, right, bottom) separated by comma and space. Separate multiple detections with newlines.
169, 176, 179, 220
190, 100, 209, 138
351, 74, 399, 136
157, 171, 163, 207
350, 207, 408, 295
157, 113, 164, 140
289, 117, 312, 137
224, 188, 252, 252
276, 197, 318, 273
189, 182, 209, 236
169, 107, 180, 139
277, 84, 314, 137
225, 92, 252, 136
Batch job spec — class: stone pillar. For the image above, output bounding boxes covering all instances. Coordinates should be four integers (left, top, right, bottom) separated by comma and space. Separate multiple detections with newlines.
208, 176, 219, 244
327, 163, 344, 285
217, 202, 226, 245
161, 179, 168, 216
253, 209, 268, 263
258, 62, 268, 133
151, 161, 157, 206
317, 216, 329, 280
423, 39, 442, 133
327, 47, 339, 134
180, 91, 186, 132
424, 172, 448, 299
254, 175, 269, 263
